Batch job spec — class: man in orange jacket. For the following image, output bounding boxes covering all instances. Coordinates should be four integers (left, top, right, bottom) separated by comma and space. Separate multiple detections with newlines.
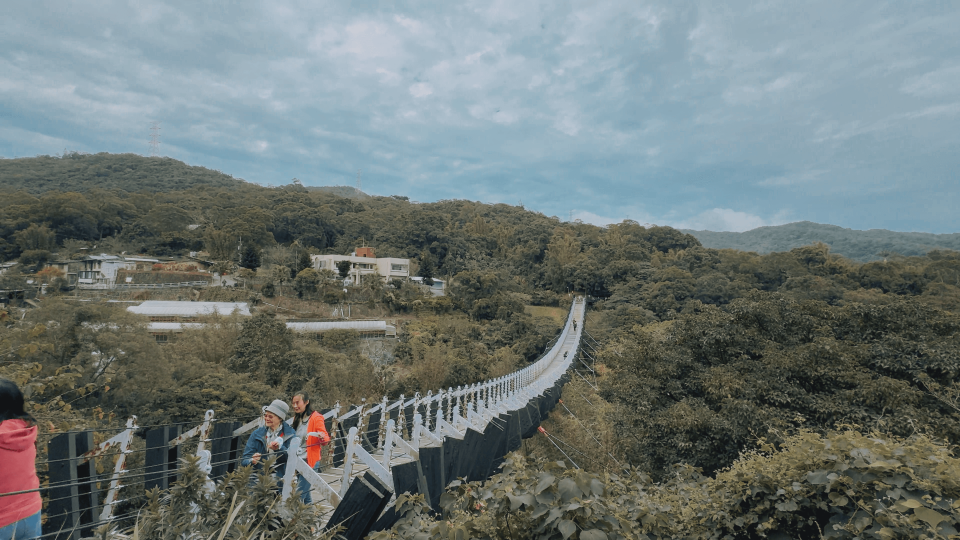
290, 392, 330, 504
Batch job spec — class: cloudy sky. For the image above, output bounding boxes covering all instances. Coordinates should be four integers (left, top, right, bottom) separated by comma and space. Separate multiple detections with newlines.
1, 1, 958, 233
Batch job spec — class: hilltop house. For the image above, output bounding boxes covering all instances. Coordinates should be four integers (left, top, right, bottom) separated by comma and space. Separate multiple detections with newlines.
0, 261, 19, 276
45, 260, 81, 288
312, 247, 409, 285
77, 254, 160, 288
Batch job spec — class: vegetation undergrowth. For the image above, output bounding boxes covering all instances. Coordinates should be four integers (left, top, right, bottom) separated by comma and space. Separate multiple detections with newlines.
91, 455, 338, 540
374, 430, 960, 540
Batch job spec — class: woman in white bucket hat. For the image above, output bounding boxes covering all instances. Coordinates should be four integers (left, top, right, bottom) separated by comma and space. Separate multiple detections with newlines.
240, 399, 296, 478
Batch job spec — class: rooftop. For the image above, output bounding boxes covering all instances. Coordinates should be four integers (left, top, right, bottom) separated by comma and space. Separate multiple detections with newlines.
127, 301, 251, 317
287, 320, 394, 333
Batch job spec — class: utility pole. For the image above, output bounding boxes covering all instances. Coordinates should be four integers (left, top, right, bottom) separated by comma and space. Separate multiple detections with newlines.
148, 122, 161, 157
356, 169, 362, 193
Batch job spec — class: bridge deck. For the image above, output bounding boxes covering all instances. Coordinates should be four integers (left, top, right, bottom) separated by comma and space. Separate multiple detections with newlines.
311, 297, 587, 529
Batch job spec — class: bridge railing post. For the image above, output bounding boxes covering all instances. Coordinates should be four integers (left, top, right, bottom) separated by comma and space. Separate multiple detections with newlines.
96, 416, 137, 521
424, 390, 433, 432
45, 430, 98, 540
145, 425, 181, 492
281, 436, 300, 503
377, 395, 389, 451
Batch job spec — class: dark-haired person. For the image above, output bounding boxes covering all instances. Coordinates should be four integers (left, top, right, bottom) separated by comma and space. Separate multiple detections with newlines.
241, 400, 295, 479
289, 392, 329, 504
0, 379, 42, 540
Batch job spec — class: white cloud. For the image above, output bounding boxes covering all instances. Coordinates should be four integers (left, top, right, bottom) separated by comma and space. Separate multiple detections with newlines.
572, 210, 659, 228
723, 73, 809, 105
758, 169, 827, 187
905, 102, 960, 119
376, 68, 401, 85
571, 211, 622, 227
901, 65, 960, 98
393, 14, 424, 34
2, 1, 960, 232
408, 82, 433, 98
675, 208, 785, 232
0, 126, 81, 155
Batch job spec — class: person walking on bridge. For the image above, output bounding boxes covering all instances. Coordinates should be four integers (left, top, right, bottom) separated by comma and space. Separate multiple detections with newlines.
0, 379, 42, 540
241, 400, 295, 480
289, 392, 330, 504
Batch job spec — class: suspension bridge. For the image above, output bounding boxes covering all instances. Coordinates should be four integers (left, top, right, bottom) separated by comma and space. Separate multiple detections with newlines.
35, 296, 589, 539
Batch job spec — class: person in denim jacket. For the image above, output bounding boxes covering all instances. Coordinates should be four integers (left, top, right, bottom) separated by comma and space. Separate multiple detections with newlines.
241, 399, 295, 478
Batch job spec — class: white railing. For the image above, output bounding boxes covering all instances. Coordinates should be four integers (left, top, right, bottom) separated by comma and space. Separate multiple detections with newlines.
45, 296, 586, 532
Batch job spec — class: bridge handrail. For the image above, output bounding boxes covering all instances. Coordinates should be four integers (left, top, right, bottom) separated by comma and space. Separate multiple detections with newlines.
38, 296, 587, 535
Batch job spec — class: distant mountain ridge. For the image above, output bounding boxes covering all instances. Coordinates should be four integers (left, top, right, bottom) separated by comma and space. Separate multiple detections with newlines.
683, 221, 960, 262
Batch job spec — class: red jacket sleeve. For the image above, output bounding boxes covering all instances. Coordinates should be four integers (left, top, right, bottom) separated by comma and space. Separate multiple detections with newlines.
306, 411, 330, 467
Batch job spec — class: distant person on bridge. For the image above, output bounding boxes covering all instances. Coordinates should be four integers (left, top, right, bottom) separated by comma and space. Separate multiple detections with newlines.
289, 392, 330, 504
241, 400, 295, 480
0, 379, 42, 540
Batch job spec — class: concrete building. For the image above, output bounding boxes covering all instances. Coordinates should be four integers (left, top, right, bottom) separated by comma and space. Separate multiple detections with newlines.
312, 247, 409, 285
127, 300, 251, 343
46, 260, 81, 288
127, 301, 251, 322
0, 261, 19, 276
77, 254, 160, 288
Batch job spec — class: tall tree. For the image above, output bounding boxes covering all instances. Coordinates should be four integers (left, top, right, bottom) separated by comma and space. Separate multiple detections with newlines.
205, 230, 235, 261
239, 244, 261, 269
296, 249, 312, 274
336, 260, 352, 280
419, 251, 435, 285
13, 224, 56, 252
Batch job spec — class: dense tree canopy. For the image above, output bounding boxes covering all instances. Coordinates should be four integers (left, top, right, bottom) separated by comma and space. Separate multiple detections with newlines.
3, 152, 960, 537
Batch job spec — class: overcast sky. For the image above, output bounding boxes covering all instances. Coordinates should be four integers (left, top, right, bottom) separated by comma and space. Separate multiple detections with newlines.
1, 1, 958, 233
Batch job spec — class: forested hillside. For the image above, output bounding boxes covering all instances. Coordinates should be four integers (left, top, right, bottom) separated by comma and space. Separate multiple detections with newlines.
3, 152, 960, 538
304, 185, 372, 199
0, 152, 245, 193
685, 221, 960, 262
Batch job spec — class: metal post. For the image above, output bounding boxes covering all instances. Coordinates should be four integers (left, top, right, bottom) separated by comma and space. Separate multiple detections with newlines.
424, 390, 433, 432
378, 395, 388, 450
99, 416, 137, 521
281, 436, 300, 502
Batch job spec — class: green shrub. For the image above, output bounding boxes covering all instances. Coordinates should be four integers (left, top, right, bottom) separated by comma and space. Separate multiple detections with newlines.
376, 430, 960, 539
98, 455, 336, 540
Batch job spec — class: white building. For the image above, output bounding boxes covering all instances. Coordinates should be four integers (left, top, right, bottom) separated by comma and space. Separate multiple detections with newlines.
312, 246, 409, 285
78, 254, 160, 288
127, 301, 251, 321
127, 300, 252, 343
